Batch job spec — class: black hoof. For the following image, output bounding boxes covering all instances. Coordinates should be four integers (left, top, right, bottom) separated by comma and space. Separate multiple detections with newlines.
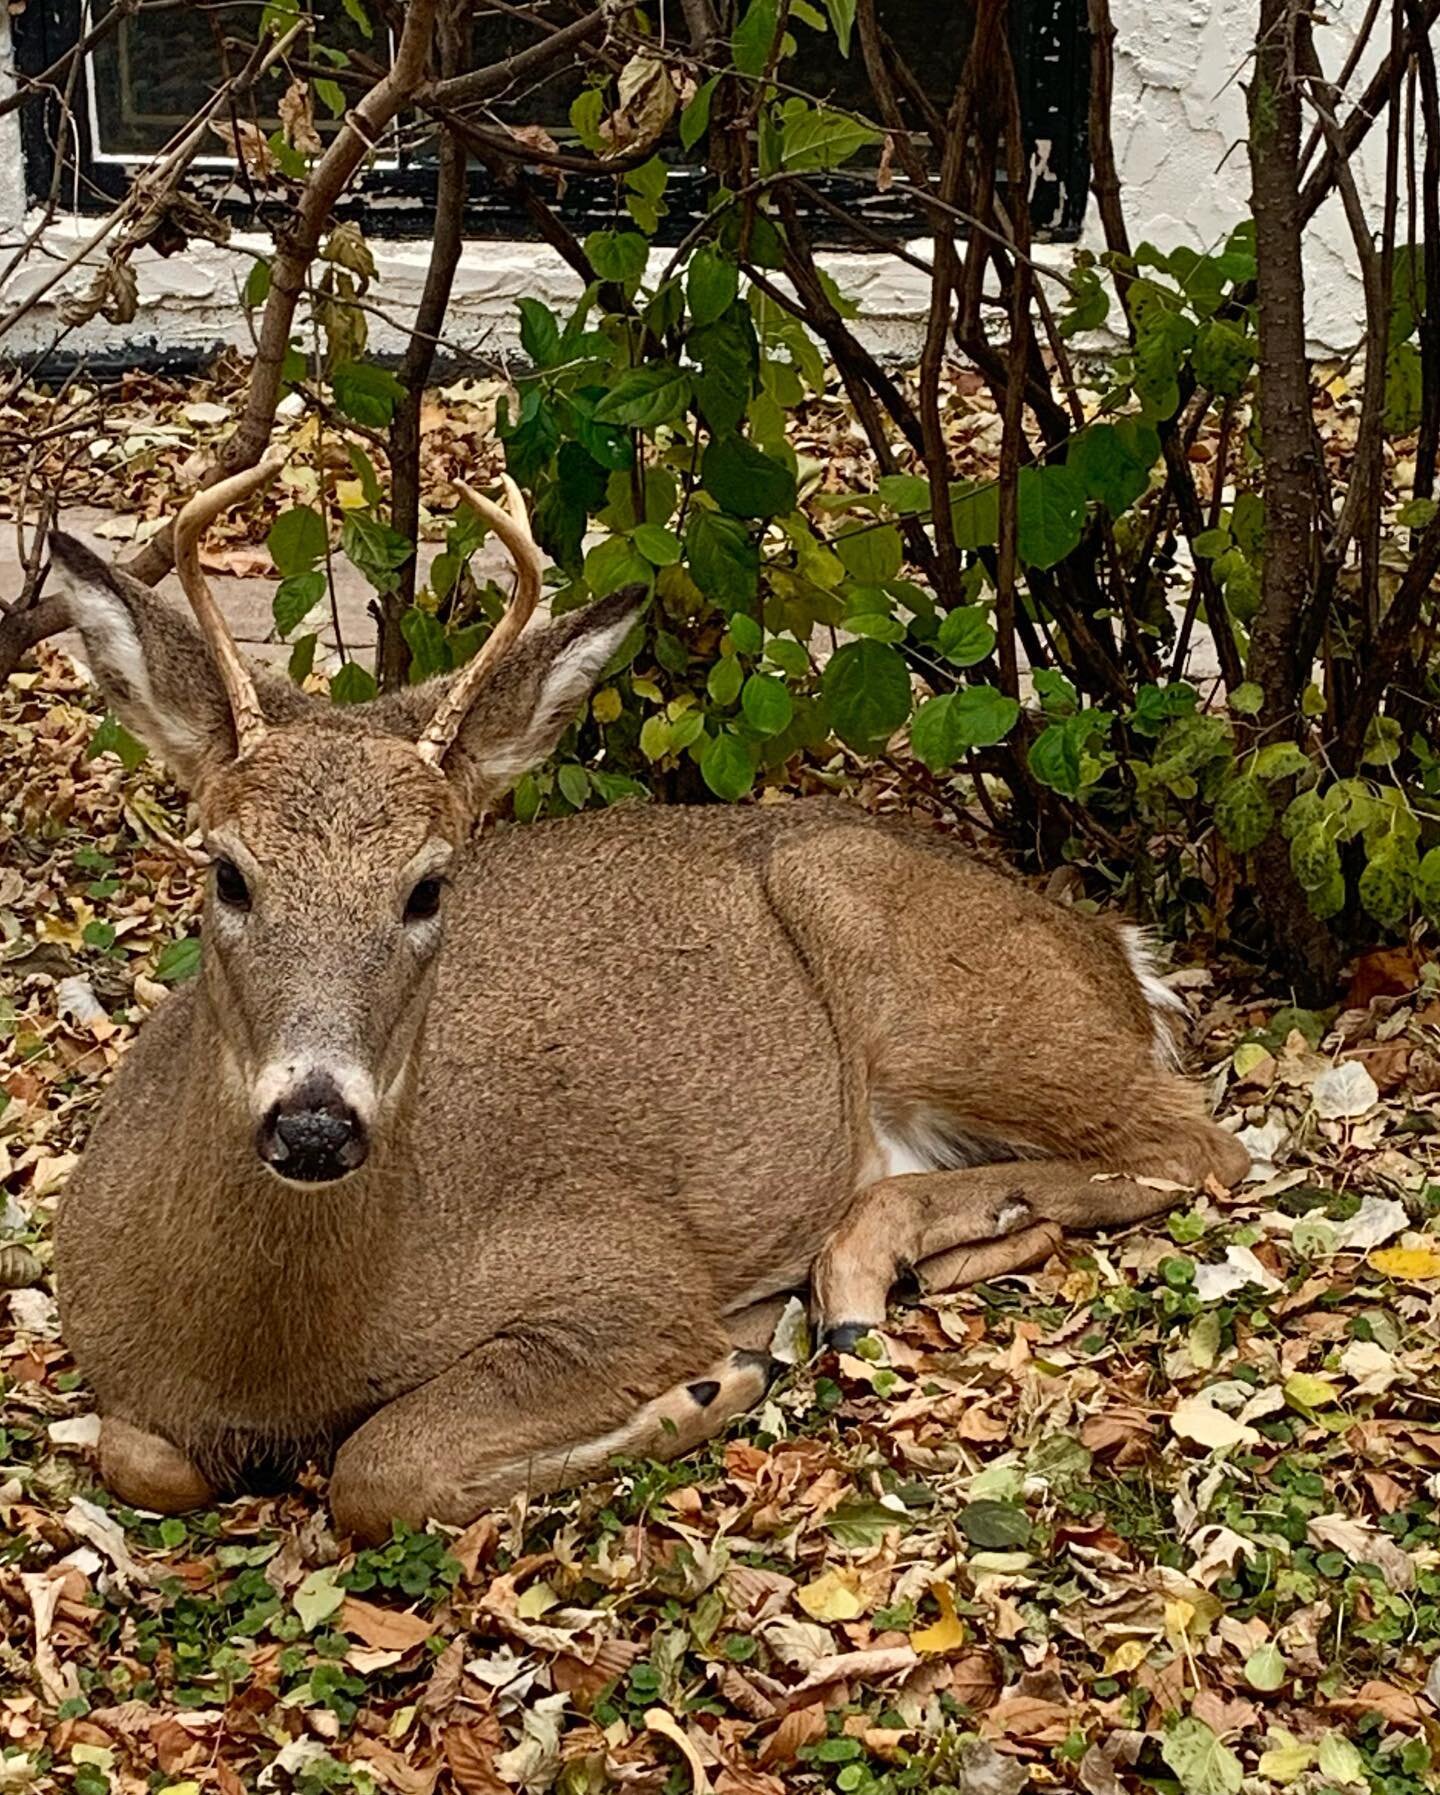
826, 1322, 873, 1354
731, 1348, 784, 1390
687, 1379, 722, 1408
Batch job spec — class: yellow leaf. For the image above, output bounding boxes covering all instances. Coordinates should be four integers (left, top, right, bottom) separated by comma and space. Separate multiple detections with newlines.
632, 676, 664, 701
591, 687, 623, 724
334, 479, 368, 510
1103, 1638, 1150, 1675
1257, 1740, 1315, 1784
1283, 1372, 1339, 1410
515, 1579, 558, 1619
909, 1583, 966, 1654
797, 1568, 866, 1623
1233, 1041, 1273, 1080
1370, 1245, 1440, 1280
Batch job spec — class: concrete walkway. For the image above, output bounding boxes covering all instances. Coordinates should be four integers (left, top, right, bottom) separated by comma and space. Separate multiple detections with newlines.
4, 508, 521, 674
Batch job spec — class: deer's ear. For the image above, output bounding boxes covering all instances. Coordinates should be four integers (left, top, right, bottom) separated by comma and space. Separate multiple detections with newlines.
381, 587, 646, 813
47, 533, 306, 786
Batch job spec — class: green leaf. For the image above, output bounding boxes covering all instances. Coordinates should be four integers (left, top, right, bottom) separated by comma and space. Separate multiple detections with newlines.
1017, 464, 1087, 569
594, 362, 693, 428
732, 0, 781, 76
687, 247, 740, 328
824, 1498, 914, 1547
729, 612, 763, 655
1192, 528, 1231, 558
1028, 721, 1082, 796
1291, 821, 1342, 893
401, 607, 449, 682
821, 639, 912, 750
293, 1566, 346, 1631
687, 509, 759, 608
741, 672, 794, 737
877, 473, 932, 515
88, 712, 149, 772
268, 505, 326, 577
243, 259, 271, 308
340, 0, 372, 35
910, 685, 1019, 771
330, 661, 378, 706
1253, 742, 1310, 781
936, 605, 995, 667
1192, 318, 1255, 396
1317, 1734, 1366, 1785
691, 306, 760, 433
570, 87, 604, 153
835, 524, 902, 584
779, 100, 881, 171
958, 1500, 1032, 1549
680, 75, 717, 152
639, 714, 672, 761
153, 937, 201, 983
1417, 847, 1440, 925
700, 729, 756, 800
707, 654, 744, 707
1359, 851, 1412, 927
1229, 680, 1264, 715
556, 763, 591, 809
288, 633, 317, 684
340, 511, 413, 592
823, 0, 856, 54
332, 360, 405, 428
585, 535, 652, 598
702, 433, 797, 519
1162, 1720, 1242, 1795
518, 298, 562, 367
273, 570, 326, 639
1068, 420, 1159, 514
584, 229, 650, 295
951, 481, 999, 550
1398, 496, 1438, 529
633, 523, 682, 566
1215, 774, 1274, 851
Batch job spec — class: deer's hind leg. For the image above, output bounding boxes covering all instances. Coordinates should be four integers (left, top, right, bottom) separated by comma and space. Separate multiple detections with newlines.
814, 1120, 1247, 1346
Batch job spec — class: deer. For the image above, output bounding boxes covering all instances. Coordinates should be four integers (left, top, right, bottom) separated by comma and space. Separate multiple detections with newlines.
45, 456, 1250, 1544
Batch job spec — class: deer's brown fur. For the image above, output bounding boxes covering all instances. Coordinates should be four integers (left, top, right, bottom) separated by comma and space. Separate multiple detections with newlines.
47, 490, 1247, 1543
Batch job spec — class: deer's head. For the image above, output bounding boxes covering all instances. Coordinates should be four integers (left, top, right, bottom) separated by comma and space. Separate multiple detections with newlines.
49, 460, 642, 1186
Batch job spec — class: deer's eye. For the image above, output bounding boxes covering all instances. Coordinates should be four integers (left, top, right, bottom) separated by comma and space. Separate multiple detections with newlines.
214, 857, 251, 911
405, 877, 443, 924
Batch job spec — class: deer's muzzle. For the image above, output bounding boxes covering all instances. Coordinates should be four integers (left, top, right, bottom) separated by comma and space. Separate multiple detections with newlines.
257, 1073, 368, 1184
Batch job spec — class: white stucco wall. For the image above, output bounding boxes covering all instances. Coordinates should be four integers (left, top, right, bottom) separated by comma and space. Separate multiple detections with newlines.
0, 0, 1398, 364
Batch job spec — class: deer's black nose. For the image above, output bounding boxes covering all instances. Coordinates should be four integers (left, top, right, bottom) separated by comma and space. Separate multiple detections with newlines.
258, 1075, 367, 1183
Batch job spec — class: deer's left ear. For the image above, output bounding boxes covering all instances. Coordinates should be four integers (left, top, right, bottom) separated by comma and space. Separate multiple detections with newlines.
378, 587, 646, 812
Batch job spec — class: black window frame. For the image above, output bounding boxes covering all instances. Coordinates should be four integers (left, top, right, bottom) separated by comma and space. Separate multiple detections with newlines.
14, 0, 1089, 248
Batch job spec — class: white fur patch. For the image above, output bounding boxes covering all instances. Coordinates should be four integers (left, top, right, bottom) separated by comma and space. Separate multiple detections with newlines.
1119, 924, 1185, 1067
471, 609, 638, 793
48, 558, 207, 772
872, 1114, 1016, 1180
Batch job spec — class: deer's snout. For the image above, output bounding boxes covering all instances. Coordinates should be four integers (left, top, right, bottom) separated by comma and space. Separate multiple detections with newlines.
257, 1073, 368, 1183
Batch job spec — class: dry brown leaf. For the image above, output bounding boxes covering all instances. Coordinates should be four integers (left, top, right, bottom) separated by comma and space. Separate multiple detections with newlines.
338, 1595, 433, 1651
443, 1721, 508, 1795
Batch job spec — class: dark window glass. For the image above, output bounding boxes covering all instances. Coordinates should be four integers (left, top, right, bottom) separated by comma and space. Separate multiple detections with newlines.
16, 0, 1088, 242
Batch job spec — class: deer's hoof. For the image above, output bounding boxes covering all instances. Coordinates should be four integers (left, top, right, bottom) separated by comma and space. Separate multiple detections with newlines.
99, 1417, 213, 1514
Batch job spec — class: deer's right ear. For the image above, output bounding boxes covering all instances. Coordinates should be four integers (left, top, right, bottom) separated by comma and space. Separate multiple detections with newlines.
47, 533, 295, 786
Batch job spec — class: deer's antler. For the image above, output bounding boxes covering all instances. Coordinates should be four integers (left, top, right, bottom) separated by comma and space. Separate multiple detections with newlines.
416, 474, 544, 767
173, 451, 286, 758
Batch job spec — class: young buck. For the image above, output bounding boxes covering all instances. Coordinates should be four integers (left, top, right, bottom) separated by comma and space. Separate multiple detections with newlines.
48, 460, 1248, 1543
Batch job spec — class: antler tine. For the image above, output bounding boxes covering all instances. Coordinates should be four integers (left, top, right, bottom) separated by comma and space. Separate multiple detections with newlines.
415, 477, 545, 768
173, 450, 286, 759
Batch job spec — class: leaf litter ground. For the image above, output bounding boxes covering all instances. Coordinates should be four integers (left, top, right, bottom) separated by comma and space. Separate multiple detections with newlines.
5, 383, 1440, 1795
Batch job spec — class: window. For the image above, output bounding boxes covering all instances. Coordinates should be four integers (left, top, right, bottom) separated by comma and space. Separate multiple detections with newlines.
15, 1, 1088, 244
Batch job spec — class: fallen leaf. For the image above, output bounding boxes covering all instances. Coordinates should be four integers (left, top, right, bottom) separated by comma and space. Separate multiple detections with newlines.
909, 1583, 965, 1654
